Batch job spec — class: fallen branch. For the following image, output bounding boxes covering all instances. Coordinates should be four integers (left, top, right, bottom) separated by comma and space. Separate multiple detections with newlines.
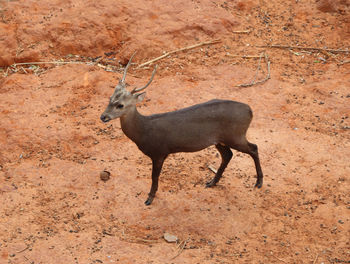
138, 39, 221, 68
257, 44, 349, 53
313, 253, 319, 264
237, 53, 271, 87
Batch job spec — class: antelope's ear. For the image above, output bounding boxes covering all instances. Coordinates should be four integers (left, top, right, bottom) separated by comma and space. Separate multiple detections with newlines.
134, 92, 146, 103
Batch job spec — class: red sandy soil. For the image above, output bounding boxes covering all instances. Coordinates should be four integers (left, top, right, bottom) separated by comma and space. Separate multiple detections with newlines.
0, 0, 349, 263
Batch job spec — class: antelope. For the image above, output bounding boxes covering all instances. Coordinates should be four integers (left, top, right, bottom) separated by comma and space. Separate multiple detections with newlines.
100, 54, 263, 205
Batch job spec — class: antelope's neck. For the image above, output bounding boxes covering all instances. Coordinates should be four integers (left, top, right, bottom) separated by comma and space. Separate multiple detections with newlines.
120, 107, 146, 145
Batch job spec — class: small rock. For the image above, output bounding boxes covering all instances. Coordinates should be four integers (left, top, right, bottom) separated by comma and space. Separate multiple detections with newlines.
100, 170, 111, 182
163, 232, 178, 243
208, 240, 215, 246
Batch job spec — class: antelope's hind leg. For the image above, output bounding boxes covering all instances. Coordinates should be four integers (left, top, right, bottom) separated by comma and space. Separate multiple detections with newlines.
247, 142, 263, 188
206, 144, 233, 188
231, 141, 263, 188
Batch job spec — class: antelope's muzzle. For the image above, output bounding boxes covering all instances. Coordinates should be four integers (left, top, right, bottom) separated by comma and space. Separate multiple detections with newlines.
100, 114, 111, 123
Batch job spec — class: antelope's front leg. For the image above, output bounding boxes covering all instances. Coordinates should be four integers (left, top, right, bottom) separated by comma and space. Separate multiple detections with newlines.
145, 157, 165, 206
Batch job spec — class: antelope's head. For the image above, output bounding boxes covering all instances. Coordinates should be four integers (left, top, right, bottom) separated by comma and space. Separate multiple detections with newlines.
100, 54, 157, 123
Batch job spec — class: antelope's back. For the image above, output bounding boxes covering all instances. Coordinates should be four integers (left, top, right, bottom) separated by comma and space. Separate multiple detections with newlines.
146, 99, 253, 153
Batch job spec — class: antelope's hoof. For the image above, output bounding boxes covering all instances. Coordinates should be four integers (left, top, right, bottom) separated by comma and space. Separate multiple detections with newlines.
145, 196, 154, 206
205, 180, 216, 188
254, 180, 263, 189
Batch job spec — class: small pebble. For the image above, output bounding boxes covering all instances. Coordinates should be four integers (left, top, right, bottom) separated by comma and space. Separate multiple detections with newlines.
163, 232, 178, 243
100, 170, 111, 182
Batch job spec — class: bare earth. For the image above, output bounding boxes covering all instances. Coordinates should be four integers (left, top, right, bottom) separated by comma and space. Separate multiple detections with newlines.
0, 0, 349, 263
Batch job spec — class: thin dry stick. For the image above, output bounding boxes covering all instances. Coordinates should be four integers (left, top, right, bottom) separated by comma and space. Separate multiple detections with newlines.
12, 61, 85, 66
138, 39, 221, 68
313, 253, 319, 264
338, 59, 350, 65
120, 236, 158, 244
17, 245, 29, 253
237, 53, 271, 87
271, 253, 288, 263
171, 239, 189, 260
289, 49, 311, 56
208, 165, 217, 174
20, 67, 28, 74
4, 67, 9, 77
254, 53, 271, 85
119, 227, 158, 244
250, 53, 264, 84
226, 54, 262, 59
232, 30, 250, 34
257, 44, 349, 53
133, 238, 159, 244
176, 239, 184, 249
6, 60, 117, 76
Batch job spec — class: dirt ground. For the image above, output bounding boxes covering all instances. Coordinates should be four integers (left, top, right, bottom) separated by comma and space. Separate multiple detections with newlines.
0, 0, 349, 263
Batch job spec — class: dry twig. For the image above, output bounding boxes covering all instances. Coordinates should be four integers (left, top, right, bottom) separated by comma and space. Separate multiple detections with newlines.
250, 53, 263, 83
121, 237, 159, 244
5, 60, 118, 76
338, 60, 350, 66
171, 238, 189, 260
12, 61, 85, 66
257, 44, 349, 53
118, 225, 159, 244
3, 67, 9, 77
237, 53, 271, 87
313, 253, 319, 264
20, 67, 27, 74
226, 54, 262, 59
208, 165, 218, 174
7, 61, 86, 76
232, 30, 250, 34
138, 39, 221, 68
271, 253, 288, 263
17, 245, 29, 253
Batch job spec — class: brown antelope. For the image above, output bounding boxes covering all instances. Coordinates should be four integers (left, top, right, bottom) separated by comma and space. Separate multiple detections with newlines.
100, 54, 263, 205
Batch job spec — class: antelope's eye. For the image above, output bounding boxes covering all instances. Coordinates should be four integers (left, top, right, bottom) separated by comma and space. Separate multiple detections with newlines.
116, 104, 124, 109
